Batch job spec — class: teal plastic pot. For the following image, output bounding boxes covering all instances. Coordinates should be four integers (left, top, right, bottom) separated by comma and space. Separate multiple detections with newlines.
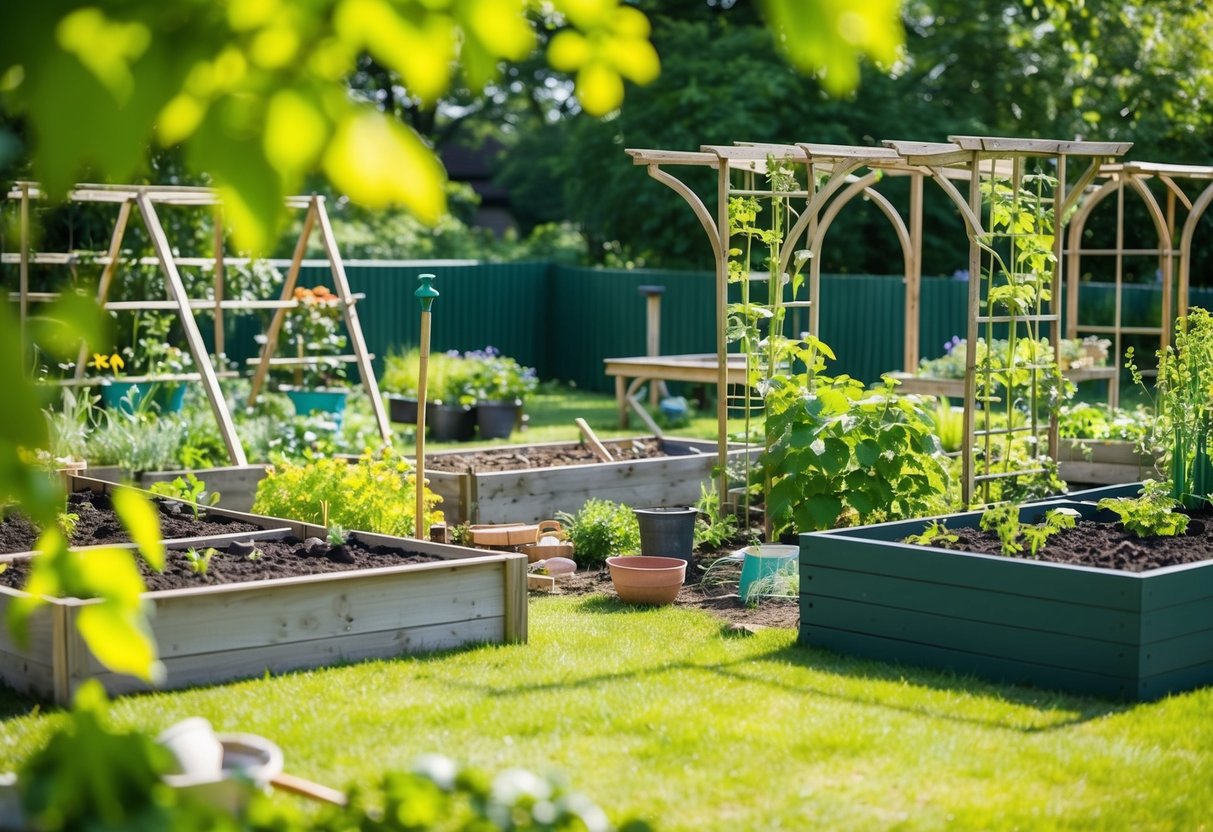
283, 388, 348, 424
100, 380, 187, 415
738, 544, 798, 602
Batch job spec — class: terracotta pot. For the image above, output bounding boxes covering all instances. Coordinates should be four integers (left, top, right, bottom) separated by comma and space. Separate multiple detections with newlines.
606, 555, 686, 605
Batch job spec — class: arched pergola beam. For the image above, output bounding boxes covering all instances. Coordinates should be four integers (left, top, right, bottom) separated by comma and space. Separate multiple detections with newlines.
1065, 172, 1174, 344
643, 164, 724, 264
1178, 181, 1213, 320
805, 173, 915, 362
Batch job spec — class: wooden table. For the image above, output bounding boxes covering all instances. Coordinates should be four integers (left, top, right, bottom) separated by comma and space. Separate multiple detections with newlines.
886, 365, 1119, 405
603, 353, 750, 428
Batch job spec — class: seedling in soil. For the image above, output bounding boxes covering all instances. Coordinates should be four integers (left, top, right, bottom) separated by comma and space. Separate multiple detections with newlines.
183, 547, 217, 576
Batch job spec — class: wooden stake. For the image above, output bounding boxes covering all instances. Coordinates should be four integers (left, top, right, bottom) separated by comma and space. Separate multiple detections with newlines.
414, 274, 439, 539
74, 199, 132, 382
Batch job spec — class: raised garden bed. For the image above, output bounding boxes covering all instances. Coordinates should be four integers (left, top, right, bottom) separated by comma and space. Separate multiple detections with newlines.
0, 476, 527, 704
1057, 439, 1159, 486
87, 464, 270, 513
420, 436, 755, 524
799, 486, 1213, 700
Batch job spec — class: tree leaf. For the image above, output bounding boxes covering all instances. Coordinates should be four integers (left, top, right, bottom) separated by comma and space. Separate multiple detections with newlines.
76, 603, 163, 684
112, 489, 164, 571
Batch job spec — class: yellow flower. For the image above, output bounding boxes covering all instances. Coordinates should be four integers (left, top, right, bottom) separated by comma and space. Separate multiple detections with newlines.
89, 353, 125, 373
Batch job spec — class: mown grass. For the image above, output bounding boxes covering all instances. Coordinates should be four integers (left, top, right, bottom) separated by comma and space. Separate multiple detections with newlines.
1, 596, 1209, 830
416, 384, 743, 450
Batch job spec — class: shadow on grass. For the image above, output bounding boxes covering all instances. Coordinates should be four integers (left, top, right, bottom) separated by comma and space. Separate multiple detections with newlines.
575, 595, 671, 614
0, 683, 46, 720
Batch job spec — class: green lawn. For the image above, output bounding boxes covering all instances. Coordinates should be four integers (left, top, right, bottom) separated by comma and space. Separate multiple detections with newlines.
417, 385, 750, 450
2, 597, 1209, 830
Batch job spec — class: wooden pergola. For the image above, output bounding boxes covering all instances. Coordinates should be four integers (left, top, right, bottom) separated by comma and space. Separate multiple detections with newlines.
1065, 161, 1213, 404
628, 136, 1132, 507
4, 183, 392, 466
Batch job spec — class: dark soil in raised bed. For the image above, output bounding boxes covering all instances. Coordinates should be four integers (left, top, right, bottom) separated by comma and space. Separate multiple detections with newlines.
0, 536, 440, 594
0, 491, 266, 555
929, 511, 1213, 572
426, 437, 667, 473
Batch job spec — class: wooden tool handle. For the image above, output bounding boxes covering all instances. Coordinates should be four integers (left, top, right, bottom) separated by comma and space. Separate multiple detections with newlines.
575, 418, 614, 462
270, 772, 348, 806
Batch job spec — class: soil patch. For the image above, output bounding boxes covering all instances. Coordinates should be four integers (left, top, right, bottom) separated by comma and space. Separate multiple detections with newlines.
0, 491, 265, 555
426, 438, 667, 473
931, 512, 1213, 572
0, 536, 440, 593
531, 534, 799, 630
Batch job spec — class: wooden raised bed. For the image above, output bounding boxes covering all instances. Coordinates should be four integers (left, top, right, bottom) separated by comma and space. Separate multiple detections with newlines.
1057, 439, 1159, 486
87, 464, 270, 513
799, 489, 1213, 700
0, 476, 527, 704
423, 437, 756, 525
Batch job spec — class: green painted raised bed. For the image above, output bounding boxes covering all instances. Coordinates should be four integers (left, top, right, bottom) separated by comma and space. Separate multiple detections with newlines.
799, 486, 1213, 700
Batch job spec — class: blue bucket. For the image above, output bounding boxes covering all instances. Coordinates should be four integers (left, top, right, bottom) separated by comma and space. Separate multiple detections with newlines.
284, 388, 349, 426
737, 544, 798, 602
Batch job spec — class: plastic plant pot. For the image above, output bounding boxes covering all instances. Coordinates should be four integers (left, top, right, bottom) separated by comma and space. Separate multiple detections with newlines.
606, 555, 686, 605
737, 544, 798, 602
634, 507, 697, 567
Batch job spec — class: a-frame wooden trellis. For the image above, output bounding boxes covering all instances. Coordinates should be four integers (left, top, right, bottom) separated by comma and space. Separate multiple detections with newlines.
1066, 161, 1213, 403
5, 183, 392, 465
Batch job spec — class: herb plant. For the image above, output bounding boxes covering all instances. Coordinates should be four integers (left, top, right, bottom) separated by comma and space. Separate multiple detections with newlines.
979, 506, 1077, 557
1130, 307, 1213, 508
904, 520, 958, 547
327, 524, 348, 547
183, 546, 217, 576
57, 511, 80, 538
693, 483, 739, 551
148, 473, 219, 520
252, 452, 442, 538
1098, 482, 1190, 538
557, 499, 641, 568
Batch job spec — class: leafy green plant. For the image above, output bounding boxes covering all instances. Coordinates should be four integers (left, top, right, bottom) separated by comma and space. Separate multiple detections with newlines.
279, 285, 348, 389
465, 347, 539, 403
1130, 308, 1213, 508
147, 473, 219, 520
327, 523, 348, 547
904, 520, 958, 547
183, 546, 217, 576
1057, 402, 1152, 443
1098, 482, 1190, 538
980, 505, 1077, 558
762, 351, 952, 534
693, 483, 739, 551
557, 499, 640, 568
57, 511, 79, 538
18, 680, 643, 831
252, 452, 441, 538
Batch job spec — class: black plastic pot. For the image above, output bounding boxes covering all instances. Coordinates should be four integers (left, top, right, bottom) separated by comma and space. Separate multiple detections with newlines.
476, 399, 521, 439
427, 403, 477, 441
633, 506, 698, 568
386, 394, 419, 424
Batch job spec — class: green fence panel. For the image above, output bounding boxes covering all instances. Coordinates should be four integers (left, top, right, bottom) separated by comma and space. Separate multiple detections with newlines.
225, 261, 1211, 394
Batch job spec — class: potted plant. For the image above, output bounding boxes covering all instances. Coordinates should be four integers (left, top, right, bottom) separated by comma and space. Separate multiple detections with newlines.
425, 351, 479, 441
94, 339, 193, 415
381, 346, 423, 424
466, 347, 538, 439
277, 285, 349, 421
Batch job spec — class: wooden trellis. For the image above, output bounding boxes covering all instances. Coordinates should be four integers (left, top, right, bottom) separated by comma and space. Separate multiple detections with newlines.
885, 137, 1131, 504
1066, 161, 1213, 404
625, 142, 931, 507
3, 183, 392, 465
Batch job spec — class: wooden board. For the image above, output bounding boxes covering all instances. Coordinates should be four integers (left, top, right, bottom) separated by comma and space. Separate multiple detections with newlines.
424, 437, 756, 524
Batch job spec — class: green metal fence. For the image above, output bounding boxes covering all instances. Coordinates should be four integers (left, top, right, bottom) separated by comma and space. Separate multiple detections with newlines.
227, 262, 1213, 395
